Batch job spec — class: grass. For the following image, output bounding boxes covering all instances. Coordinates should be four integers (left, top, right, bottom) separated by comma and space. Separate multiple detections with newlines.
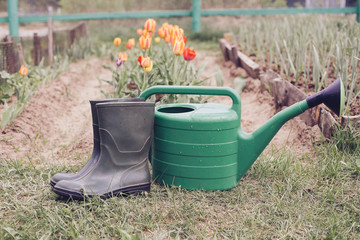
0, 131, 359, 239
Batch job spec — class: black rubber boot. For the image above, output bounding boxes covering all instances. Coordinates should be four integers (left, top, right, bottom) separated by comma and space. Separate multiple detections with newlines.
53, 101, 154, 199
50, 98, 144, 187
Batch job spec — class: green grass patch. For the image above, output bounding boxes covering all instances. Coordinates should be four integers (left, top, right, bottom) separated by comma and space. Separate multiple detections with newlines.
1, 139, 358, 239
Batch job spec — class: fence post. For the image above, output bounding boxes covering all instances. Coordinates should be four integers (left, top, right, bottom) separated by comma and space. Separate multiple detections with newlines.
33, 33, 41, 66
357, 0, 360, 23
7, 0, 19, 37
4, 37, 16, 73
48, 18, 54, 66
192, 0, 201, 32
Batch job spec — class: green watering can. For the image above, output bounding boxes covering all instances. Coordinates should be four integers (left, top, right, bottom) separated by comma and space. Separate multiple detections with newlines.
140, 78, 344, 190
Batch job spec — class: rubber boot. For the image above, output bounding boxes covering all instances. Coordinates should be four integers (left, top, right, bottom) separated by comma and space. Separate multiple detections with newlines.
50, 98, 144, 187
53, 101, 154, 199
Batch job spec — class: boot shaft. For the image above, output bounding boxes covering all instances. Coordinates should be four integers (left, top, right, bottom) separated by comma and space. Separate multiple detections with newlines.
90, 98, 145, 151
96, 101, 155, 160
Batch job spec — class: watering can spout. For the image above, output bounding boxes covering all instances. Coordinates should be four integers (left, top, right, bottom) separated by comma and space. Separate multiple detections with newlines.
237, 78, 345, 179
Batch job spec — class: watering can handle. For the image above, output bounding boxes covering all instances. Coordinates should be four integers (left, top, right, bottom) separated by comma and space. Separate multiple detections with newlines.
139, 85, 241, 113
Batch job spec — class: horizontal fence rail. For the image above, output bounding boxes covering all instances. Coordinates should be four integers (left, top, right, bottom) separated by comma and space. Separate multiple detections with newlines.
2, 0, 360, 37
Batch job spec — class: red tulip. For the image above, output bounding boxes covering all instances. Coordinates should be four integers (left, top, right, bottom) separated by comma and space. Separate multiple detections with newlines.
138, 56, 145, 67
183, 48, 196, 61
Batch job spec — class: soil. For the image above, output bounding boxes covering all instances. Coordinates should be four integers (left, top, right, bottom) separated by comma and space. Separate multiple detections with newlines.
0, 52, 320, 167
0, 58, 112, 165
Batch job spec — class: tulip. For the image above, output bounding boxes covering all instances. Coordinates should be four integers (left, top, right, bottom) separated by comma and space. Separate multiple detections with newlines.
164, 34, 171, 43
162, 22, 169, 29
164, 28, 170, 43
144, 18, 156, 33
142, 29, 150, 38
139, 35, 152, 49
155, 37, 160, 43
116, 58, 123, 67
136, 28, 143, 36
138, 56, 145, 67
173, 39, 185, 56
141, 57, 152, 68
113, 37, 121, 46
126, 38, 135, 49
19, 65, 28, 76
126, 43, 132, 49
144, 61, 153, 73
119, 52, 128, 62
183, 48, 196, 61
158, 27, 165, 38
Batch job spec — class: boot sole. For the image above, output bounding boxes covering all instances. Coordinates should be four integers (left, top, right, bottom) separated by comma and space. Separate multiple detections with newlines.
53, 183, 150, 200
50, 180, 56, 188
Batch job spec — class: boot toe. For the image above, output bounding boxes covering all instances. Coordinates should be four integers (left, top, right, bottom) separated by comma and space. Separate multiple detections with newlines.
50, 173, 75, 187
53, 179, 87, 199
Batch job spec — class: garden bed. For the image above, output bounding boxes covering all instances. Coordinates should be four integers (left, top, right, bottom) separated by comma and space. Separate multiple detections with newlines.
219, 37, 341, 138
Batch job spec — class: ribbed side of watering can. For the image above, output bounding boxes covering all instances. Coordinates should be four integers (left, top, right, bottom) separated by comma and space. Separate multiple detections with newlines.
152, 103, 240, 190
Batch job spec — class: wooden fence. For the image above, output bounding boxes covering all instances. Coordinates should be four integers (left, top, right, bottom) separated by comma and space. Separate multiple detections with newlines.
1, 0, 360, 37
0, 22, 87, 73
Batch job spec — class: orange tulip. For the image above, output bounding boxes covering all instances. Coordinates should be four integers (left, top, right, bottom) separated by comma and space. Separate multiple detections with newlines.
137, 28, 143, 36
113, 37, 121, 46
126, 38, 135, 49
144, 18, 156, 33
183, 48, 196, 61
142, 29, 149, 38
141, 57, 151, 68
141, 57, 153, 73
128, 38, 135, 46
139, 35, 152, 49
173, 39, 185, 56
119, 52, 128, 62
19, 65, 28, 76
162, 22, 169, 29
164, 28, 170, 43
158, 27, 165, 38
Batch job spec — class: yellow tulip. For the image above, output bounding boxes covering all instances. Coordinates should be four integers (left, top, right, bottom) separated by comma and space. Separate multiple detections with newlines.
155, 37, 160, 43
145, 61, 153, 73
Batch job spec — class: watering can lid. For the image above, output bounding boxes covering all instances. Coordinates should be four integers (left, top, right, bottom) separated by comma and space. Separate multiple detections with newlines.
155, 103, 240, 131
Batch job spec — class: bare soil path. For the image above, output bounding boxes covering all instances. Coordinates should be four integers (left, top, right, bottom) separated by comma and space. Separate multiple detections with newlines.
0, 52, 320, 168
0, 58, 111, 166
